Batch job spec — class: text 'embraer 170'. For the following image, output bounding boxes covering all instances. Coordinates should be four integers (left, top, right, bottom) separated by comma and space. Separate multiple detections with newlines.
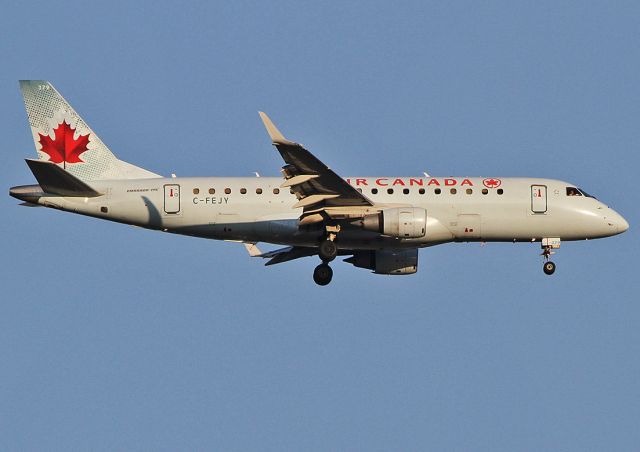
10, 81, 629, 285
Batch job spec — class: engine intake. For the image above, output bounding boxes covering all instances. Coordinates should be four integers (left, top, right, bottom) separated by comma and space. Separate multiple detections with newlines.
362, 207, 427, 238
345, 249, 418, 275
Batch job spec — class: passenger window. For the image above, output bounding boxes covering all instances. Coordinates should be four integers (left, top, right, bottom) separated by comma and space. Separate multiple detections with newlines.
497, 189, 504, 195
482, 188, 488, 195
273, 188, 280, 195
419, 188, 425, 195
240, 188, 247, 194
256, 188, 263, 194
466, 189, 473, 195
357, 188, 363, 193
224, 188, 231, 194
566, 187, 582, 196
403, 188, 410, 195
371, 188, 378, 194
387, 188, 394, 195
193, 188, 200, 194
450, 188, 457, 194
208, 188, 215, 194
435, 188, 441, 195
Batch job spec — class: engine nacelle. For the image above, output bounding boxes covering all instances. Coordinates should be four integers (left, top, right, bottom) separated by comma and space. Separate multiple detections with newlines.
362, 207, 427, 238
345, 249, 418, 275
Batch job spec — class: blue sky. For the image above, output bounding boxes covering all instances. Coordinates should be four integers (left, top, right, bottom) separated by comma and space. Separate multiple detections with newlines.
1, 1, 638, 450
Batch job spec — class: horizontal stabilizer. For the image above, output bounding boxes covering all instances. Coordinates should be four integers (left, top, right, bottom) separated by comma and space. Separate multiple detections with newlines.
25, 159, 102, 197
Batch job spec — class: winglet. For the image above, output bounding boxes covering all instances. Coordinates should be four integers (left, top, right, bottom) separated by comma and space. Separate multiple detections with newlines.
258, 112, 296, 145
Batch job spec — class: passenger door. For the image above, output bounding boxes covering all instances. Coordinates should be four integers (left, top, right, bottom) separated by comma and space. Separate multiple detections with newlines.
164, 184, 181, 214
531, 185, 547, 213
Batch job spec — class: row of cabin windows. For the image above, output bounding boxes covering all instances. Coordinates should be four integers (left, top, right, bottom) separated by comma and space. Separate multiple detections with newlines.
193, 187, 292, 195
193, 187, 504, 196
359, 187, 504, 195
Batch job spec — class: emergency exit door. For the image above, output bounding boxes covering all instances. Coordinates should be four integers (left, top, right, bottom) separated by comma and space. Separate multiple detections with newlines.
531, 185, 547, 213
164, 184, 181, 214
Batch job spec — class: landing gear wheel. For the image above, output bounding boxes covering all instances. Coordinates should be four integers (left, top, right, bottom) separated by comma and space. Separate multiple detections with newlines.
543, 261, 556, 275
313, 264, 333, 286
318, 239, 338, 262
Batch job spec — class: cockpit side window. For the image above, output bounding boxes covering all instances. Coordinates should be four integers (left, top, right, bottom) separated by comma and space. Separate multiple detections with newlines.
566, 187, 582, 196
578, 188, 595, 198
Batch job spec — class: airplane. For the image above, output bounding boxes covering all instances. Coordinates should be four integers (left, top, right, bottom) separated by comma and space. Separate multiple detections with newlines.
10, 80, 629, 285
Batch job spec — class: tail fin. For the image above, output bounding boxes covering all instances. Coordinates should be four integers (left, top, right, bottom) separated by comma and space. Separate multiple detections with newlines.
19, 80, 160, 181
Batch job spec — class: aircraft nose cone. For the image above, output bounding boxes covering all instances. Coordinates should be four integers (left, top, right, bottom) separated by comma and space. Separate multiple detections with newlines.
617, 215, 629, 233
608, 209, 629, 234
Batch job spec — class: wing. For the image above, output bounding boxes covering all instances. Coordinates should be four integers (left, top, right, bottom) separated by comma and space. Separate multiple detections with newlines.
258, 112, 374, 219
243, 243, 359, 266
243, 243, 318, 265
260, 246, 318, 266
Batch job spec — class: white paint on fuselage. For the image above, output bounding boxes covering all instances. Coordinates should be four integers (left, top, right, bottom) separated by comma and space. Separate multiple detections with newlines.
29, 176, 628, 250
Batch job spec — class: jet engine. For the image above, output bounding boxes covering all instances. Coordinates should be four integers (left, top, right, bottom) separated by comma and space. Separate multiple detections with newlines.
361, 207, 427, 238
345, 249, 418, 275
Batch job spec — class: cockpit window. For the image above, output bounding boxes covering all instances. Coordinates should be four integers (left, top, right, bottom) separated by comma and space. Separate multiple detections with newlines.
566, 187, 582, 196
578, 188, 595, 198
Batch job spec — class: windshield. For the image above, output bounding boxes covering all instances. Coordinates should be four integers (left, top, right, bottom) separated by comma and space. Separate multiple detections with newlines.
566, 187, 596, 199
578, 188, 596, 199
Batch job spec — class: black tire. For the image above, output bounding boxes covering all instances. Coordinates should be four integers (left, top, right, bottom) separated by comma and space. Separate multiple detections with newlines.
313, 264, 333, 286
543, 261, 556, 275
318, 239, 338, 262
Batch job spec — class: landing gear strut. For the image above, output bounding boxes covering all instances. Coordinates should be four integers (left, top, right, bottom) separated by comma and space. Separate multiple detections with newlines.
314, 225, 339, 285
541, 238, 560, 276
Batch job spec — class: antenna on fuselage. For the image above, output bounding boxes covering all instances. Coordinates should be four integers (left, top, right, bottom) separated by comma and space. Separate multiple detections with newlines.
423, 171, 430, 178
254, 172, 261, 177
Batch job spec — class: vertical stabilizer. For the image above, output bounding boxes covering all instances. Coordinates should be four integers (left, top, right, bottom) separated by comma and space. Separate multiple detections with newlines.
19, 80, 160, 181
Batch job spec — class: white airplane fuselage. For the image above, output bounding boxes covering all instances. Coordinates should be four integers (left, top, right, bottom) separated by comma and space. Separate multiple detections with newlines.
12, 175, 628, 248
11, 81, 630, 284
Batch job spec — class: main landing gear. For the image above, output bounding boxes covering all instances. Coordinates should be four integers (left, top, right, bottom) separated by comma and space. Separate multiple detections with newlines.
541, 238, 560, 275
318, 238, 338, 262
313, 263, 333, 286
313, 226, 339, 286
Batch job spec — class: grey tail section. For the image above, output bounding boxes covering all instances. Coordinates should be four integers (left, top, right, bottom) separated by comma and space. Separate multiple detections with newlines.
25, 159, 102, 197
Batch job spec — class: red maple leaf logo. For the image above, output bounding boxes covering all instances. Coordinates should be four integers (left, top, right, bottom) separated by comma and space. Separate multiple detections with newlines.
483, 178, 502, 188
38, 120, 90, 164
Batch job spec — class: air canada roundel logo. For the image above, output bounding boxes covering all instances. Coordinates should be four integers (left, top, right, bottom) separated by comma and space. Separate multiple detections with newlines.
38, 120, 90, 164
483, 178, 501, 189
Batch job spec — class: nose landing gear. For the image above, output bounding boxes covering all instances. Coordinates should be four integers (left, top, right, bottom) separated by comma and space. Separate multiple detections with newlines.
543, 260, 556, 275
541, 238, 560, 275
